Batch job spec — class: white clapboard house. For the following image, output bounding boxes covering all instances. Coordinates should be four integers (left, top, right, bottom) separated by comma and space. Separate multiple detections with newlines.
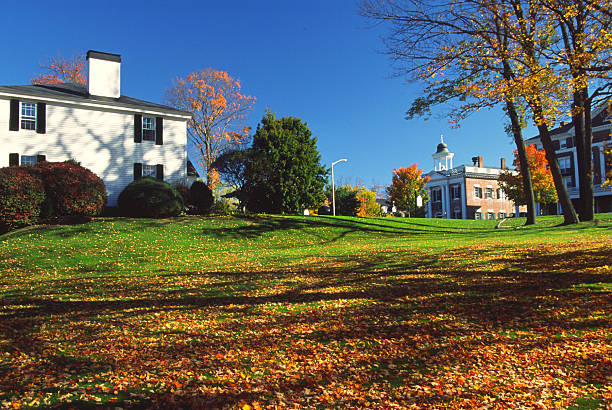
0, 50, 191, 206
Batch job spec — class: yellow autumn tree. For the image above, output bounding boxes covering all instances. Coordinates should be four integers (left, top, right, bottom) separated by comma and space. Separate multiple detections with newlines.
165, 69, 255, 187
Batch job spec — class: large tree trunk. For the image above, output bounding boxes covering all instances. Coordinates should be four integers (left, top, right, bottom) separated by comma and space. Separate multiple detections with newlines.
537, 123, 579, 224
506, 99, 536, 225
571, 90, 587, 218
581, 88, 594, 220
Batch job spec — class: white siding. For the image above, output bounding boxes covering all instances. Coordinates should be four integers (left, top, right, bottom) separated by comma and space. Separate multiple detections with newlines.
0, 97, 187, 206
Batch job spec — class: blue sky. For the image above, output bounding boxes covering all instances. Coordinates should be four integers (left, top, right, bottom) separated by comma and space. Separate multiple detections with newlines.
1, 0, 534, 189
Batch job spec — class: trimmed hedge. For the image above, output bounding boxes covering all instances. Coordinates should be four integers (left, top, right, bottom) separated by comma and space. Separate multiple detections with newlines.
118, 177, 184, 218
0, 166, 46, 232
190, 180, 214, 214
33, 161, 107, 217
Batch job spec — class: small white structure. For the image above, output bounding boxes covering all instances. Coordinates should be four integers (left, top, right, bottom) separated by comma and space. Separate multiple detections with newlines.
0, 50, 192, 206
432, 135, 454, 171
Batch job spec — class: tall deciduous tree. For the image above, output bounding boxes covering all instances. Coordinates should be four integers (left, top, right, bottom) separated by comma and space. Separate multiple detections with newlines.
499, 145, 558, 207
165, 69, 255, 187
244, 112, 328, 214
386, 164, 429, 217
31, 54, 86, 85
361, 0, 581, 224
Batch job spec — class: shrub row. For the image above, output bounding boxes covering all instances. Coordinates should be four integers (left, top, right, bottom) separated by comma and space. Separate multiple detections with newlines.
0, 161, 107, 233
117, 178, 214, 218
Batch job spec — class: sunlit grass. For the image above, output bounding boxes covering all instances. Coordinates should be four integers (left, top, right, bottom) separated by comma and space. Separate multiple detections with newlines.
0, 214, 610, 408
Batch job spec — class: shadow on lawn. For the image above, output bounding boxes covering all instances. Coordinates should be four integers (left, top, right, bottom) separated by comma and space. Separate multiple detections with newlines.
0, 244, 610, 408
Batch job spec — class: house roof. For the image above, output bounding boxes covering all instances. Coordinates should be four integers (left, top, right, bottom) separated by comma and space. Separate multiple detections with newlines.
526, 101, 611, 143
0, 83, 191, 116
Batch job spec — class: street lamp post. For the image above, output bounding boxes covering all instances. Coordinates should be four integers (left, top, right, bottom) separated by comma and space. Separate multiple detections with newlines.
331, 158, 347, 216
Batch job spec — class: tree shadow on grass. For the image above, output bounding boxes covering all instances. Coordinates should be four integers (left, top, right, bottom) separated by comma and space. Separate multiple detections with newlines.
1, 243, 611, 408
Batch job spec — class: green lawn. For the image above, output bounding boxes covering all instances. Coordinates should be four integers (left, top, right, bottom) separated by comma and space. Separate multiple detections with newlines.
1, 214, 611, 408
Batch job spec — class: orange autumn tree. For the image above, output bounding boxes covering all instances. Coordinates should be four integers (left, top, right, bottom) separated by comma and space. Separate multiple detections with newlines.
165, 69, 255, 188
386, 163, 429, 217
499, 145, 558, 206
31, 54, 86, 85
355, 186, 381, 217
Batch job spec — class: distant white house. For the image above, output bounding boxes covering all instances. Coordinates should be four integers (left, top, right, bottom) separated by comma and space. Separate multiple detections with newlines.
0, 50, 192, 206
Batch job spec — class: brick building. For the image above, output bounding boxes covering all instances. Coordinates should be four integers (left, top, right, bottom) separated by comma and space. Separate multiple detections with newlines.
424, 140, 522, 219
524, 103, 611, 214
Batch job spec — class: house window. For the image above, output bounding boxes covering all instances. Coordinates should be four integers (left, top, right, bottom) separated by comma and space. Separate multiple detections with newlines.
21, 102, 36, 130
432, 188, 442, 202
496, 188, 504, 200
563, 176, 574, 188
558, 156, 572, 174
451, 185, 461, 200
485, 187, 494, 199
474, 212, 482, 220
142, 164, 157, 178
474, 186, 483, 199
487, 212, 495, 220
434, 212, 443, 218
498, 212, 506, 219
142, 116, 156, 141
453, 208, 462, 219
20, 155, 37, 165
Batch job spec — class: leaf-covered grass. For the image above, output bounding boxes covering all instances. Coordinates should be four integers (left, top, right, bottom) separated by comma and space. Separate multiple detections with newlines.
1, 214, 611, 408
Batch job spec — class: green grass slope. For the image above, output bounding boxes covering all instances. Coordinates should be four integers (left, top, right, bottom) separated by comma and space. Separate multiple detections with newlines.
0, 214, 611, 408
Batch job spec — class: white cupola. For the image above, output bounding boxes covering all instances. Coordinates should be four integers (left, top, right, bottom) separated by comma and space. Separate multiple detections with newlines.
432, 135, 454, 171
87, 50, 121, 98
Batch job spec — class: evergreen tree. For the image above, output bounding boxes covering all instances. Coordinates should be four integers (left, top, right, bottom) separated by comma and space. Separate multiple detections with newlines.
245, 112, 328, 213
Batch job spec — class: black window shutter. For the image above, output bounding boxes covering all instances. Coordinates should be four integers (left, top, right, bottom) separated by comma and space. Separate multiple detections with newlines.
9, 153, 19, 166
36, 103, 46, 134
155, 117, 163, 145
156, 164, 164, 181
36, 154, 46, 163
134, 115, 142, 143
566, 137, 574, 148
9, 100, 19, 131
134, 163, 142, 180
553, 140, 560, 151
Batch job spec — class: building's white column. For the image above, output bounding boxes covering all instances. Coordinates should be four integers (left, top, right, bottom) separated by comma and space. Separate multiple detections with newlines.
573, 150, 579, 192
427, 190, 432, 218
461, 180, 467, 219
441, 181, 449, 218
600, 146, 606, 186
535, 202, 541, 216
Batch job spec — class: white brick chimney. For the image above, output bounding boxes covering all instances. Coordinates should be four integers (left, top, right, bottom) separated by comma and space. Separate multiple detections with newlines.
87, 50, 121, 98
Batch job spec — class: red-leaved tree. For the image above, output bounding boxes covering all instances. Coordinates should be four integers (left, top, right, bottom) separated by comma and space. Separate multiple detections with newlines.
165, 68, 255, 188
31, 54, 86, 85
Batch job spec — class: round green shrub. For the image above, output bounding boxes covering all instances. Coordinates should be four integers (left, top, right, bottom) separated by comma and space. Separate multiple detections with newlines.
118, 177, 184, 218
33, 161, 107, 217
189, 180, 214, 214
0, 166, 46, 232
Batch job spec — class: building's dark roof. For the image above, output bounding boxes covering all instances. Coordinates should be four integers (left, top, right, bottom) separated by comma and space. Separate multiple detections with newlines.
527, 101, 611, 142
0, 83, 191, 115
436, 142, 449, 154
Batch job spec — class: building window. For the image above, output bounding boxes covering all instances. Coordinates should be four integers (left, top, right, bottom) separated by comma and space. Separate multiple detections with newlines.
558, 156, 572, 174
474, 212, 482, 220
434, 212, 443, 218
453, 208, 462, 219
21, 102, 36, 130
485, 187, 494, 199
432, 188, 442, 202
474, 186, 483, 199
142, 116, 156, 141
20, 155, 37, 165
451, 185, 461, 200
496, 188, 504, 200
487, 212, 495, 220
142, 164, 157, 178
563, 176, 574, 188
498, 212, 506, 219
